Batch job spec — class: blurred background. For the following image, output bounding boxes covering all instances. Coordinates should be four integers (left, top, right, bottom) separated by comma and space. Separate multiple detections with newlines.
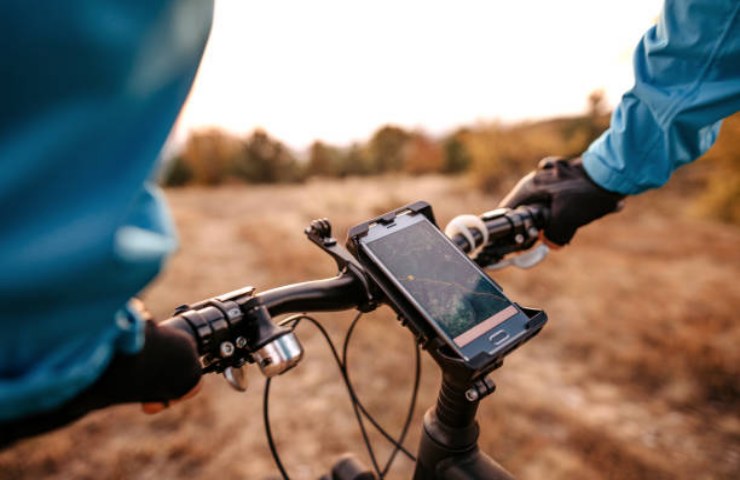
1, 1, 738, 479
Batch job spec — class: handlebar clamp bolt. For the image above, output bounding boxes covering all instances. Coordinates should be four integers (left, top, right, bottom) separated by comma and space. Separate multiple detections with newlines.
514, 233, 525, 245
465, 376, 496, 402
235, 336, 248, 349
220, 341, 235, 358
465, 388, 480, 402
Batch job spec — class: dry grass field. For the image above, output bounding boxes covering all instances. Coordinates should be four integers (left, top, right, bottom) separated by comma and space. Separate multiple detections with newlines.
1, 175, 738, 479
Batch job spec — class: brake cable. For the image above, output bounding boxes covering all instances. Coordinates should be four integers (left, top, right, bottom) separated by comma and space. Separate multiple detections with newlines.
342, 312, 421, 477
263, 312, 421, 479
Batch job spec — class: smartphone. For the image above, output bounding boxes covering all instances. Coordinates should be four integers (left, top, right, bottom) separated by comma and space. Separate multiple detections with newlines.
354, 207, 540, 366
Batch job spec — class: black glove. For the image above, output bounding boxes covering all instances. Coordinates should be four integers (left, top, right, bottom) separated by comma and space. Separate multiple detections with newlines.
499, 157, 625, 246
0, 320, 202, 447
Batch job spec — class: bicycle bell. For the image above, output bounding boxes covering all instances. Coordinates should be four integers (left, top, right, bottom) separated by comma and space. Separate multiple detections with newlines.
250, 305, 304, 377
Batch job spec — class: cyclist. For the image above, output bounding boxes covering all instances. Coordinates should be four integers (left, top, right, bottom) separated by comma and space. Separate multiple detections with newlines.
1, 0, 737, 448
0, 1, 213, 445
499, 0, 739, 244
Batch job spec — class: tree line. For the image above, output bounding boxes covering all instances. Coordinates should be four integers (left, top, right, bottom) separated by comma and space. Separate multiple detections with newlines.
162, 93, 739, 224
163, 92, 610, 190
163, 125, 472, 187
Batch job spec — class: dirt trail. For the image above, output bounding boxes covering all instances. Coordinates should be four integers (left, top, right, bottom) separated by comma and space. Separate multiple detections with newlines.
1, 176, 737, 479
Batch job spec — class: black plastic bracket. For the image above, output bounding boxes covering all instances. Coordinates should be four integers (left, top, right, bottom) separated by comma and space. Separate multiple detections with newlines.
305, 218, 377, 313
346, 201, 437, 255
431, 305, 547, 384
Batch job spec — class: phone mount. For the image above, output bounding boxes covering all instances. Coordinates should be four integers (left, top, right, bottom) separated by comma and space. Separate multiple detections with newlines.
346, 201, 548, 397
311, 202, 547, 479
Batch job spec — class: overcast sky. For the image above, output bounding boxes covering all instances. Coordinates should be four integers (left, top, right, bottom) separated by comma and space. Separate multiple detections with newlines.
174, 0, 663, 149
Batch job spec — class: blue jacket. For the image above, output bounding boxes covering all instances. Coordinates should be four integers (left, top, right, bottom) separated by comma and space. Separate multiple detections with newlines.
583, 0, 740, 194
0, 1, 213, 421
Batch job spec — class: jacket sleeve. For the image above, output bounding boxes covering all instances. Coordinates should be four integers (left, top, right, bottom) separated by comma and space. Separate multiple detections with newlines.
582, 0, 740, 195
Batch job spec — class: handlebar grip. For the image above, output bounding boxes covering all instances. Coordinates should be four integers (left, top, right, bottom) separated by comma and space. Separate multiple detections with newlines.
160, 315, 197, 341
525, 203, 550, 230
448, 204, 550, 257
158, 274, 367, 363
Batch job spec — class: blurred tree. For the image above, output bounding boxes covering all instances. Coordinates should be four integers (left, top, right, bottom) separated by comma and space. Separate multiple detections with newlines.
694, 113, 740, 224
588, 90, 607, 119
232, 129, 304, 183
181, 129, 241, 185
308, 141, 333, 176
339, 143, 372, 176
368, 125, 410, 173
465, 125, 522, 191
307, 140, 343, 177
465, 122, 568, 192
442, 129, 472, 173
403, 132, 444, 175
586, 89, 610, 144
161, 153, 194, 187
551, 91, 611, 157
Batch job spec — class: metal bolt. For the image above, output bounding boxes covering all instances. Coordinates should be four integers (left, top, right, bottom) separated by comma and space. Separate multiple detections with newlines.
220, 341, 235, 358
465, 388, 480, 402
514, 233, 525, 244
528, 227, 539, 238
235, 336, 247, 349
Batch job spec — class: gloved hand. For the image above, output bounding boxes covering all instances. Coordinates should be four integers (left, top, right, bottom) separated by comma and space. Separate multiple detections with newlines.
101, 319, 202, 406
499, 157, 625, 246
0, 320, 202, 447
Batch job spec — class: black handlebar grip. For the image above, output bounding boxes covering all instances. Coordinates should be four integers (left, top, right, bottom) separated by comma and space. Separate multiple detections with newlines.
526, 203, 550, 230
160, 315, 197, 342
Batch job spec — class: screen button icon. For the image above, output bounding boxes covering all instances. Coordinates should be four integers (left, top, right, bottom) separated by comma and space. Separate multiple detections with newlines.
489, 330, 510, 345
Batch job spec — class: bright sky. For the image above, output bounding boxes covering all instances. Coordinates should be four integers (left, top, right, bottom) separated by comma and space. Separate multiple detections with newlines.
174, 0, 663, 149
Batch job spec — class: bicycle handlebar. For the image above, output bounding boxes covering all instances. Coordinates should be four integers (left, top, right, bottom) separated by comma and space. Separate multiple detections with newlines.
449, 204, 547, 254
161, 202, 549, 480
161, 204, 548, 377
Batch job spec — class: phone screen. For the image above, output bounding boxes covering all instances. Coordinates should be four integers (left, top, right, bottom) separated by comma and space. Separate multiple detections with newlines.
362, 217, 521, 356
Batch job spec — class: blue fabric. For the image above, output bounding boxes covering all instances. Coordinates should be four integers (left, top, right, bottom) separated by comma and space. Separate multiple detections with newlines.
0, 0, 212, 421
583, 0, 740, 194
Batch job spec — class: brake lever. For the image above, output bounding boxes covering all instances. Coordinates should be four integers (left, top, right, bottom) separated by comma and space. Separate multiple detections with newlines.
485, 243, 549, 270
223, 365, 248, 392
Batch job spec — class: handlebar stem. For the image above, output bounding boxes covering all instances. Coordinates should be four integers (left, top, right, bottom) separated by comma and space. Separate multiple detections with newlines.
435, 375, 481, 429
413, 376, 515, 480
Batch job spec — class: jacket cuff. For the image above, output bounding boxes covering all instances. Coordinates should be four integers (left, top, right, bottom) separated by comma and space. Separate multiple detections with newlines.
114, 300, 147, 355
582, 149, 641, 196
